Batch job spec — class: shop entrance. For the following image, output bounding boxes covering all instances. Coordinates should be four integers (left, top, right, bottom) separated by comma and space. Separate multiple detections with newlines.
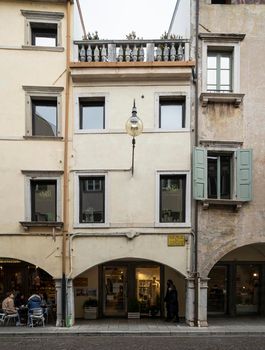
103, 266, 127, 316
101, 261, 162, 318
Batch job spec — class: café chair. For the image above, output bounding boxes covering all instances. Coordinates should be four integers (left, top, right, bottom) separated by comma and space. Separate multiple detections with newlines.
4, 312, 20, 326
28, 307, 45, 327
0, 312, 5, 326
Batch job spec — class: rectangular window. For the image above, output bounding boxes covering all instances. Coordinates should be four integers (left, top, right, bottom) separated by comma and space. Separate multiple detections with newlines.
31, 180, 57, 221
31, 23, 57, 47
159, 174, 186, 223
159, 97, 185, 129
207, 51, 232, 92
79, 176, 105, 223
32, 99, 57, 136
207, 153, 232, 199
79, 98, 105, 130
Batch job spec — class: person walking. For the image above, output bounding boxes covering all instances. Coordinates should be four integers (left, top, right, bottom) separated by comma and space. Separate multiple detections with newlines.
164, 279, 179, 322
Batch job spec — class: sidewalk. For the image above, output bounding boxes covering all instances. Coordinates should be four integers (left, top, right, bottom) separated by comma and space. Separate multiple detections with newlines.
0, 317, 265, 336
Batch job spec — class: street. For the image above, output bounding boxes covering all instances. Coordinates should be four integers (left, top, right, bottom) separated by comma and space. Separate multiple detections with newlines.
0, 335, 265, 350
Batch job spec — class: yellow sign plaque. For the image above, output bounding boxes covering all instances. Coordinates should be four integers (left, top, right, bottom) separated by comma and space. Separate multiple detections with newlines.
167, 235, 185, 247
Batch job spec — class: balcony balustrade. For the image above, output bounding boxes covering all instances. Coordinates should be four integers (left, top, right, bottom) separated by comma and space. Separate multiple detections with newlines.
73, 39, 190, 63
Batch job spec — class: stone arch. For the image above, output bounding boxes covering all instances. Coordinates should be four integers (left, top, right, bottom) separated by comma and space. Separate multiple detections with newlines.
202, 239, 265, 277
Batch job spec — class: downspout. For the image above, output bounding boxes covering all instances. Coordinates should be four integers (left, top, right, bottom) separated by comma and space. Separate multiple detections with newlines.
194, 0, 200, 327
61, 0, 71, 327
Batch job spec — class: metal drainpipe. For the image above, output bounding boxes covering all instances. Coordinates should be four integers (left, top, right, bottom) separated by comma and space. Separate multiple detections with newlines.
61, 0, 71, 327
194, 0, 200, 327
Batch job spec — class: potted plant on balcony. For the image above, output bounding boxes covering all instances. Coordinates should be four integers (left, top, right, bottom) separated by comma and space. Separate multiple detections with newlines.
83, 299, 98, 320
127, 297, 140, 319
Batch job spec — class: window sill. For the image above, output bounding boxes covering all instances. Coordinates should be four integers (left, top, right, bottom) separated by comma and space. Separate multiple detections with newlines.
200, 92, 244, 107
23, 136, 63, 141
155, 222, 191, 228
200, 199, 245, 211
73, 223, 110, 229
20, 221, 63, 230
22, 45, 64, 52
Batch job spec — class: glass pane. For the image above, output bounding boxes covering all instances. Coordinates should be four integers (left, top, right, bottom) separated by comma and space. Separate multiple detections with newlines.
207, 70, 217, 85
207, 56, 217, 69
79, 177, 104, 223
220, 156, 231, 199
103, 266, 127, 316
236, 265, 260, 314
31, 181, 56, 221
221, 56, 230, 69
220, 85, 231, 91
160, 104, 183, 129
33, 103, 57, 136
35, 37, 56, 47
81, 105, 104, 129
208, 266, 227, 314
207, 157, 217, 199
220, 69, 230, 85
136, 267, 160, 316
160, 175, 186, 223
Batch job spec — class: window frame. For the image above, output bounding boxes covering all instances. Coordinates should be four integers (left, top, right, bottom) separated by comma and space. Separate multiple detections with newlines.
155, 92, 190, 131
207, 50, 233, 93
159, 97, 186, 129
75, 92, 109, 133
156, 171, 191, 228
23, 171, 62, 223
201, 35, 244, 94
23, 86, 63, 138
193, 145, 252, 203
21, 10, 64, 51
30, 179, 57, 222
79, 97, 105, 130
207, 151, 235, 200
74, 172, 109, 228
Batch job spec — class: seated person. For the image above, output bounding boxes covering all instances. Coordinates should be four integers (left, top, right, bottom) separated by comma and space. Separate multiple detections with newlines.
27, 293, 42, 313
2, 291, 21, 325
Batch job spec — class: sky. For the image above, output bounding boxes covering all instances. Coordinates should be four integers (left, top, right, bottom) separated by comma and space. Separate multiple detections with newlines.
74, 0, 177, 40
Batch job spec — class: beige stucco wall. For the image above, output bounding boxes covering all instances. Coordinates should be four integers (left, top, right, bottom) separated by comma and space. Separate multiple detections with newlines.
0, 0, 67, 277
198, 3, 265, 276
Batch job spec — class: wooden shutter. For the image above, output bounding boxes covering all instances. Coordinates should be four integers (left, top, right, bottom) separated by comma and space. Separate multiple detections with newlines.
193, 147, 207, 200
236, 149, 252, 201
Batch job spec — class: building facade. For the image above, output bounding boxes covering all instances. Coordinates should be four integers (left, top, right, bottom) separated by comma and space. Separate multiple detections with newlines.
194, 0, 265, 325
0, 0, 196, 326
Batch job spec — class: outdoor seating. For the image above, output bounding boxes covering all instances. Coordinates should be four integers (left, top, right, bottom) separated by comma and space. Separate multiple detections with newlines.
28, 307, 45, 327
4, 312, 19, 326
0, 312, 5, 326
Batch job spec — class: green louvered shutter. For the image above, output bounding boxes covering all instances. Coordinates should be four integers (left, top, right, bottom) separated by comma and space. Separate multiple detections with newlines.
236, 149, 253, 201
193, 147, 207, 200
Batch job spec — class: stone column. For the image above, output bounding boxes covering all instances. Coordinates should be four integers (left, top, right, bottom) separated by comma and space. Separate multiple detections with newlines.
185, 277, 195, 326
198, 277, 209, 327
55, 279, 62, 327
66, 279, 74, 326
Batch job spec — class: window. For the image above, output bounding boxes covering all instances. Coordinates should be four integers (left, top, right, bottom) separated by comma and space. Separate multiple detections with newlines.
193, 147, 252, 202
79, 176, 105, 224
159, 97, 185, 129
207, 152, 232, 199
32, 98, 57, 136
21, 10, 64, 49
79, 98, 105, 130
23, 86, 63, 138
160, 174, 186, 223
207, 51, 233, 92
31, 22, 57, 47
31, 180, 56, 221
22, 171, 62, 225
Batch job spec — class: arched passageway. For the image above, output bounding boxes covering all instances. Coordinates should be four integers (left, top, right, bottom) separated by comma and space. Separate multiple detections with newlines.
73, 258, 186, 321
207, 243, 265, 317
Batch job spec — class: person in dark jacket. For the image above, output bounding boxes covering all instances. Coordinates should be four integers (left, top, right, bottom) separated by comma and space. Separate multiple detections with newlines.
164, 279, 179, 322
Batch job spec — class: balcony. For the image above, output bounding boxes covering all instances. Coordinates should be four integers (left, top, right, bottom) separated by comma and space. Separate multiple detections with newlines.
73, 39, 190, 63
71, 39, 193, 83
